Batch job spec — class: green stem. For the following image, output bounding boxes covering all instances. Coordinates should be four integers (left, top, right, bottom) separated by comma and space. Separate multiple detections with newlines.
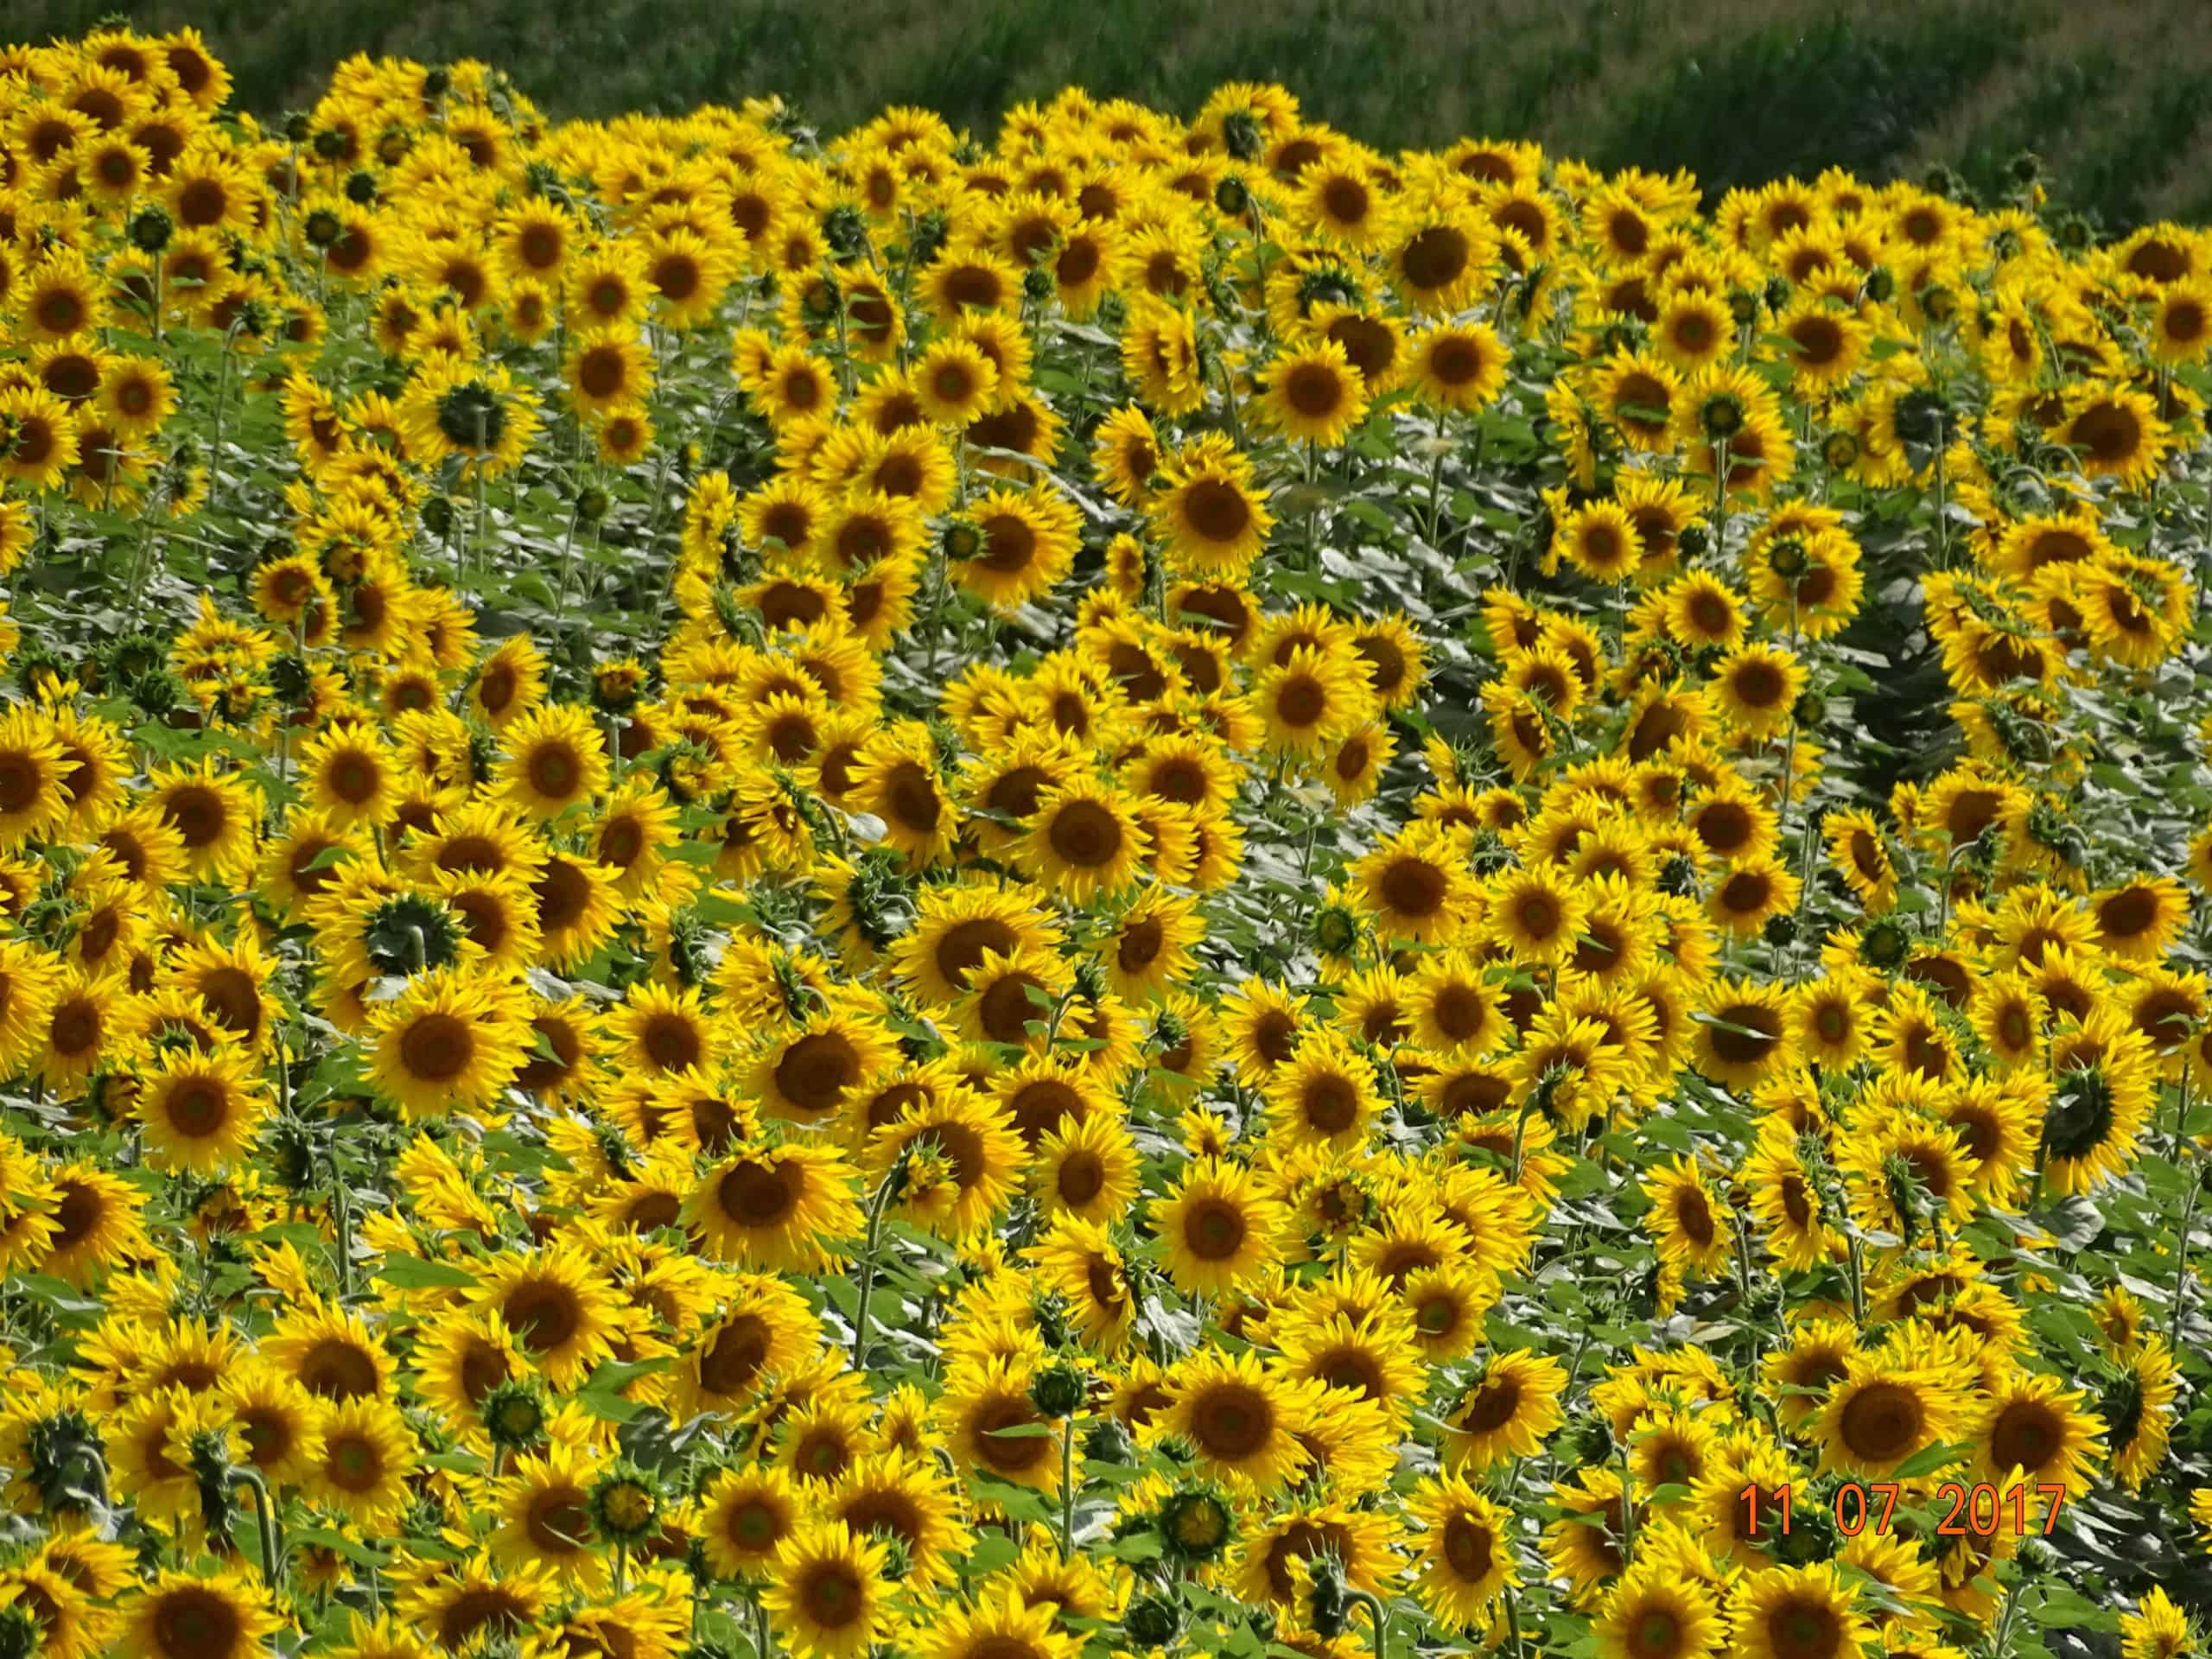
2171, 1162, 2201, 1353
229, 1468, 283, 1589
849, 1153, 909, 1372
1058, 1414, 1078, 1560
1344, 1588, 1388, 1659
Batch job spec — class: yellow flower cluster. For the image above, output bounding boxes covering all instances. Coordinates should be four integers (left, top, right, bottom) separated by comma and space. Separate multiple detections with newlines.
0, 25, 2207, 1659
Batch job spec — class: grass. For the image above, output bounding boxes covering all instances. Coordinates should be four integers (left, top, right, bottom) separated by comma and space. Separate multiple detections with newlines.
19, 0, 2212, 228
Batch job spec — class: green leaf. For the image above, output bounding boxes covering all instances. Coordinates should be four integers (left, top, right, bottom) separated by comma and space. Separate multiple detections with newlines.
376, 1255, 481, 1290
1888, 1440, 1970, 1480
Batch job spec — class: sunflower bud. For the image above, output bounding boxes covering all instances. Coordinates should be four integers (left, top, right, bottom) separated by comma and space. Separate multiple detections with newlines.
128, 205, 174, 253
1083, 1417, 1135, 1465
1313, 900, 1360, 959
942, 518, 982, 563
1304, 1553, 1350, 1637
1699, 391, 1746, 442
1156, 1484, 1235, 1566
1122, 1593, 1181, 1647
1213, 175, 1250, 218
0, 1602, 44, 1659
1859, 917, 1911, 970
589, 1461, 664, 1543
480, 1378, 549, 1452
1029, 1359, 1089, 1419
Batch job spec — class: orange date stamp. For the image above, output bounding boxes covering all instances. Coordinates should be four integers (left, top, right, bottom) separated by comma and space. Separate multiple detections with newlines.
1738, 1481, 2068, 1537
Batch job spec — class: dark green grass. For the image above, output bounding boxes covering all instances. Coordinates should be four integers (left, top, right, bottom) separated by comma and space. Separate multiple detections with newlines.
18, 0, 2212, 229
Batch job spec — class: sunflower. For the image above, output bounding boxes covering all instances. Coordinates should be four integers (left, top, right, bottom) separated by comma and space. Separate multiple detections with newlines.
35, 968, 131, 1099
1691, 979, 1795, 1091
893, 884, 1061, 1007
135, 1047, 266, 1173
492, 1439, 603, 1586
1595, 1562, 1722, 1659
1822, 808, 1896, 912
367, 968, 529, 1120
1153, 442, 1273, 577
35, 1161, 149, 1287
956, 485, 1082, 611
763, 1522, 892, 1659
849, 728, 959, 868
473, 1244, 624, 1390
914, 1588, 1071, 1659
1031, 1109, 1140, 1226
1407, 321, 1510, 413
308, 1395, 418, 1530
1812, 1352, 1966, 1478
606, 980, 718, 1078
114, 1571, 282, 1659
940, 1354, 1060, 1494
686, 1142, 864, 1273
1351, 825, 1477, 944
1145, 1347, 1310, 1490
1443, 1349, 1567, 1471
0, 707, 71, 849
1974, 1370, 2107, 1498
496, 702, 610, 823
2090, 875, 2189, 962
290, 721, 398, 828
912, 337, 1000, 426
2061, 385, 2168, 489
1259, 337, 1370, 447
1260, 1030, 1381, 1154
399, 1556, 555, 1654
1640, 1157, 1732, 1276
1015, 779, 1150, 901
0, 385, 81, 493
700, 1464, 805, 1580
671, 1274, 821, 1419
1027, 1215, 1137, 1352
2111, 1338, 2179, 1491
749, 996, 899, 1123
1153, 1156, 1285, 1296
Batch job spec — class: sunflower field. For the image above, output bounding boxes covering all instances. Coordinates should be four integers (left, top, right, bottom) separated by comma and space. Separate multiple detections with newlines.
4, 24, 2212, 1659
